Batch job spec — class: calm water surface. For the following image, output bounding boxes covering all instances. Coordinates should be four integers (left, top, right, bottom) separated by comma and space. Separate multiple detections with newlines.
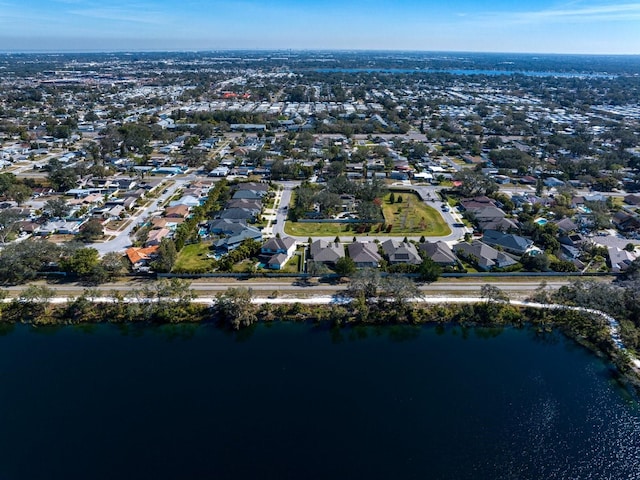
0, 322, 638, 480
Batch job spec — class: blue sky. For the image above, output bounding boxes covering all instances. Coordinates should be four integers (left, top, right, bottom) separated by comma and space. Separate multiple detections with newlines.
0, 0, 639, 53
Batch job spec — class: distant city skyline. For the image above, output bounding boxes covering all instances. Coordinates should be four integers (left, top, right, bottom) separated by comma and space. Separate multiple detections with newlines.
1, 0, 639, 54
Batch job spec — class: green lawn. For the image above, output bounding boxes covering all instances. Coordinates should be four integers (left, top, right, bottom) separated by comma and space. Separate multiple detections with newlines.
381, 193, 451, 236
173, 241, 215, 272
284, 192, 450, 237
284, 222, 354, 237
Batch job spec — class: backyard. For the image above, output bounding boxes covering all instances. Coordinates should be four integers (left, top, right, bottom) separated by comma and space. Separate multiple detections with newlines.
173, 241, 216, 273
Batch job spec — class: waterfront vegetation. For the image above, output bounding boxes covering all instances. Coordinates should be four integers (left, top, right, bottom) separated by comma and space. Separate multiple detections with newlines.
0, 276, 632, 376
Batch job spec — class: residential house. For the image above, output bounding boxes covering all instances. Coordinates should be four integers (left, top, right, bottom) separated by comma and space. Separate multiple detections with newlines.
624, 194, 640, 206
418, 241, 459, 267
232, 189, 267, 201
479, 216, 519, 232
209, 166, 230, 177
559, 233, 586, 248
164, 205, 190, 219
237, 182, 269, 193
213, 226, 262, 251
126, 246, 159, 271
266, 253, 290, 270
146, 228, 171, 247
151, 217, 184, 231
380, 239, 422, 265
607, 246, 637, 273
261, 236, 297, 270
544, 177, 565, 188
454, 240, 518, 271
37, 220, 83, 236
218, 208, 258, 222
554, 218, 578, 234
169, 195, 201, 208
262, 236, 296, 257
613, 211, 640, 232
207, 218, 247, 236
348, 241, 382, 268
481, 230, 534, 255
459, 196, 496, 211
309, 240, 345, 266
226, 198, 262, 211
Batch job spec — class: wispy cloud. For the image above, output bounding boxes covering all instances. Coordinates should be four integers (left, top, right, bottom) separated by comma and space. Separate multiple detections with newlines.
68, 6, 166, 25
499, 2, 640, 24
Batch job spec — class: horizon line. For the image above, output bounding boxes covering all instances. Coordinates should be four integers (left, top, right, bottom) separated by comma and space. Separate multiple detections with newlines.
1, 48, 640, 57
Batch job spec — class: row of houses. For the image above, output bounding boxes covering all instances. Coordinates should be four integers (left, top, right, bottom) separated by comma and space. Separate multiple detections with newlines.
305, 235, 535, 272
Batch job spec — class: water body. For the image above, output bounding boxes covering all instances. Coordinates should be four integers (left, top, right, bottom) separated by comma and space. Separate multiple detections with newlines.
313, 68, 616, 78
0, 322, 638, 480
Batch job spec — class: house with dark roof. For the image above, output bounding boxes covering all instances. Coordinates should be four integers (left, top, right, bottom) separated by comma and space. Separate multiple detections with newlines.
481, 230, 534, 255
624, 194, 640, 206
454, 240, 518, 271
218, 208, 258, 222
232, 189, 267, 201
479, 217, 519, 232
459, 196, 496, 211
266, 253, 290, 270
418, 241, 459, 266
348, 241, 382, 268
213, 226, 263, 251
262, 236, 296, 257
237, 182, 269, 192
226, 198, 262, 211
261, 236, 296, 270
613, 211, 640, 232
309, 240, 345, 265
207, 218, 247, 236
380, 239, 421, 265
554, 218, 578, 234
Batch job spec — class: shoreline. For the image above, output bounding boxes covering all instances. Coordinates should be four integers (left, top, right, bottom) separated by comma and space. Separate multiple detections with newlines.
3, 294, 639, 377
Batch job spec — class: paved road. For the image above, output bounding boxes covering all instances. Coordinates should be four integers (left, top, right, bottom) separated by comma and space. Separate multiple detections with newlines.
91, 177, 187, 255
4, 278, 599, 297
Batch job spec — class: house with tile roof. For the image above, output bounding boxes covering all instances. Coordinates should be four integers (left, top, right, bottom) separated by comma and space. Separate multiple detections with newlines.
125, 245, 159, 270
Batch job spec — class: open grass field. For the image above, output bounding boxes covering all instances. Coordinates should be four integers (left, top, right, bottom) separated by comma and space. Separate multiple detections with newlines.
284, 222, 354, 237
284, 192, 450, 237
173, 241, 215, 272
381, 192, 451, 236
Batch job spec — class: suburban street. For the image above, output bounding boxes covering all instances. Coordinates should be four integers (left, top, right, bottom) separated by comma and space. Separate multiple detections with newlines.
92, 175, 192, 255
3, 277, 603, 299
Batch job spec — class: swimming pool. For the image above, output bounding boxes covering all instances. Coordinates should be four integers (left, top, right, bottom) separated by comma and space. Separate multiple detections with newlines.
534, 217, 548, 226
